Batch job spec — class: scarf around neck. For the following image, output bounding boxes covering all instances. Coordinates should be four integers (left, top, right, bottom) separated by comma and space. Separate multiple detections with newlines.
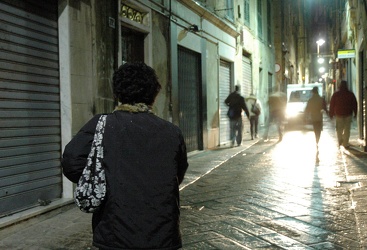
114, 103, 153, 113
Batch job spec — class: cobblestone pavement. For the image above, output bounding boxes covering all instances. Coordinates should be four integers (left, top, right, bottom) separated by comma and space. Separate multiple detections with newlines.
181, 120, 367, 249
0, 118, 367, 249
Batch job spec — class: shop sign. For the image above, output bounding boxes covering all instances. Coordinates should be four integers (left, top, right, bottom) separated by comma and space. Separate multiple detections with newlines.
337, 49, 355, 59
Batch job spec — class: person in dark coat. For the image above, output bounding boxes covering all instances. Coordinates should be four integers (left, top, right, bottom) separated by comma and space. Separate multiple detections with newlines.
225, 85, 249, 147
305, 87, 328, 163
61, 62, 189, 250
329, 80, 358, 148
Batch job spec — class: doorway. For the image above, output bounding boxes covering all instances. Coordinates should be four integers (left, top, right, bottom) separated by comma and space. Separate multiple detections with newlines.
121, 26, 145, 63
178, 46, 203, 152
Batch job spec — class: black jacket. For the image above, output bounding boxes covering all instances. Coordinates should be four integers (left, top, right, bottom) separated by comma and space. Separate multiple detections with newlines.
62, 111, 188, 250
225, 91, 249, 119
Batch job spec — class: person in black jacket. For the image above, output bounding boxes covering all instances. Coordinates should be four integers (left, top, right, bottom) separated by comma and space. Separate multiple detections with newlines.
62, 62, 189, 250
225, 85, 249, 147
305, 87, 328, 147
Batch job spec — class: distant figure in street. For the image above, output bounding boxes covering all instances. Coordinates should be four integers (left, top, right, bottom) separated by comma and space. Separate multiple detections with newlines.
329, 80, 357, 148
263, 91, 287, 142
305, 87, 328, 150
246, 94, 262, 140
225, 85, 249, 147
62, 62, 188, 249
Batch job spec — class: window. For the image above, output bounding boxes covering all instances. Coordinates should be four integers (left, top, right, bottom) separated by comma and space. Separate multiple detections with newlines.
267, 71, 272, 93
257, 0, 263, 38
226, 0, 234, 21
244, 0, 250, 26
289, 90, 312, 102
267, 0, 272, 44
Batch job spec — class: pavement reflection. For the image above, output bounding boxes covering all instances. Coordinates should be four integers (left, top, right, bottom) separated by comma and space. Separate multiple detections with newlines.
181, 119, 367, 249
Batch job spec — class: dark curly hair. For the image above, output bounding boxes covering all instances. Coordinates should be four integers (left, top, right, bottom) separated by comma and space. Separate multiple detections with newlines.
113, 62, 161, 105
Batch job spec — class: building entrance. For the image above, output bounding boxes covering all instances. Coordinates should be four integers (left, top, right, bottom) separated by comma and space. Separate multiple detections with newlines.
121, 26, 145, 63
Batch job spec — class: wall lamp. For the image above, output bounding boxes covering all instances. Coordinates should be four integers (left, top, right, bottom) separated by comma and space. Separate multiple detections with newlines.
188, 24, 199, 32
178, 24, 199, 42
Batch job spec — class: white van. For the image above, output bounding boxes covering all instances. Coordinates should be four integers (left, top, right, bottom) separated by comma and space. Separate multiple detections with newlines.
286, 83, 323, 125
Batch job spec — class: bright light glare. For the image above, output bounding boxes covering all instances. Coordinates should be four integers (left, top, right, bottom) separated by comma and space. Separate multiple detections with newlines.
319, 67, 325, 73
318, 58, 325, 64
270, 129, 340, 190
286, 106, 302, 118
316, 39, 325, 46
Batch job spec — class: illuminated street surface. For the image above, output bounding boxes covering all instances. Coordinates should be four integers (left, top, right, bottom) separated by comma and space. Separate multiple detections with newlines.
181, 121, 363, 249
1, 122, 366, 249
271, 125, 341, 190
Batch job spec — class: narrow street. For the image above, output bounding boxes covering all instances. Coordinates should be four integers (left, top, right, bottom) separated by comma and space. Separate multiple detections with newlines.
2, 3, 367, 248
181, 119, 367, 249
1, 118, 367, 249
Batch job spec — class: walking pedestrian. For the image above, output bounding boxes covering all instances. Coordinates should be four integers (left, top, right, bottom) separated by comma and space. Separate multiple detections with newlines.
305, 87, 328, 159
225, 85, 250, 147
329, 80, 357, 148
263, 91, 287, 142
61, 62, 189, 250
246, 94, 262, 140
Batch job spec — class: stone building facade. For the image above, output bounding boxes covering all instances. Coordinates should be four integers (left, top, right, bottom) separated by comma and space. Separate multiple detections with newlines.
3, 0, 367, 230
0, 0, 279, 224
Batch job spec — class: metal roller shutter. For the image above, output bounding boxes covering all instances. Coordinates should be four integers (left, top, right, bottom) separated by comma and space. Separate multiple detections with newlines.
361, 51, 367, 150
0, 0, 61, 216
242, 56, 252, 96
178, 46, 202, 152
242, 56, 252, 136
219, 60, 231, 145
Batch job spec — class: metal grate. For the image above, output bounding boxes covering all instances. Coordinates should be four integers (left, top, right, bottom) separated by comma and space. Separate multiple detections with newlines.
178, 46, 202, 152
0, 0, 61, 217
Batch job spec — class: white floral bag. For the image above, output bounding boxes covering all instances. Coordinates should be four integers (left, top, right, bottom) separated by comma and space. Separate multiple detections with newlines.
74, 115, 107, 213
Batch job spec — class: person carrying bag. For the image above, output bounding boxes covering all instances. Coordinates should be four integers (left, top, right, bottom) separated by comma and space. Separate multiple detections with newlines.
246, 94, 262, 140
61, 62, 189, 250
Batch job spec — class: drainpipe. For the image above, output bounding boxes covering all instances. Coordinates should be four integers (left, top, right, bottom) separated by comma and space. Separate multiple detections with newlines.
168, 0, 173, 123
365, 86, 367, 151
114, 0, 119, 71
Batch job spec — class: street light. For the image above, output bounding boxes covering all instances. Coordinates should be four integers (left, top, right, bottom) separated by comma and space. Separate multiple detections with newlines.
316, 39, 325, 56
317, 58, 325, 64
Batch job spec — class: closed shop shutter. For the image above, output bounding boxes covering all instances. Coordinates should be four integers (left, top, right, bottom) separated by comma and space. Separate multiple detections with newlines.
0, 0, 61, 216
178, 46, 203, 152
364, 67, 366, 142
242, 56, 252, 136
242, 56, 252, 97
219, 60, 231, 145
